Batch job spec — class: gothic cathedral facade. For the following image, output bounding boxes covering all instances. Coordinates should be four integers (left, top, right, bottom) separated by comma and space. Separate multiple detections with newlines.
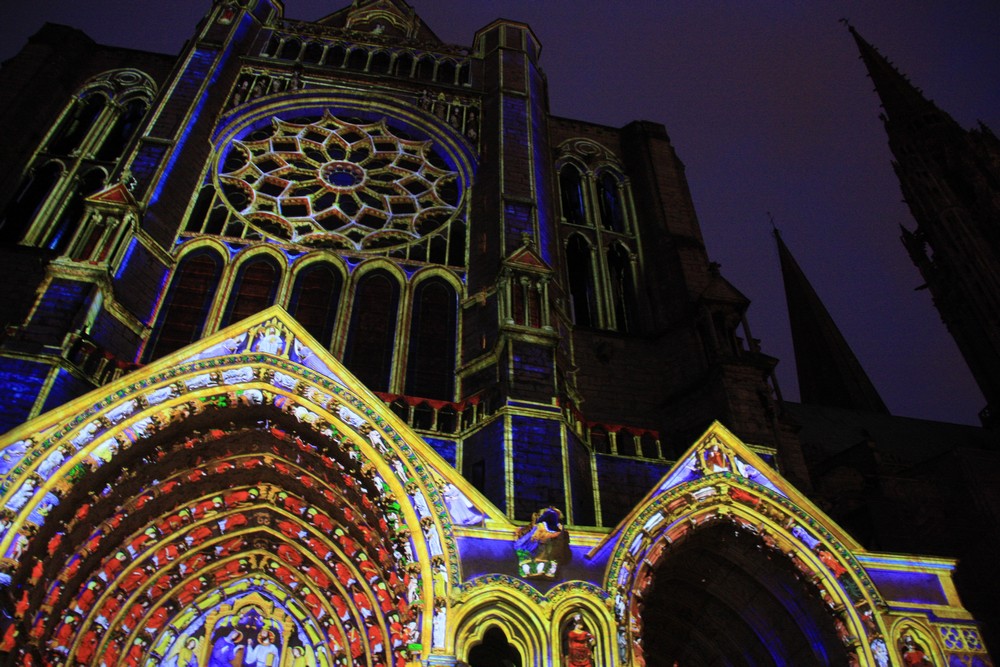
0, 1, 991, 665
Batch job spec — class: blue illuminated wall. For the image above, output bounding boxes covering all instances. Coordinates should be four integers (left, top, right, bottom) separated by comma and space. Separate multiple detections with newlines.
423, 436, 457, 467
595, 453, 670, 526
510, 414, 564, 521
113, 241, 169, 324
0, 358, 50, 433
461, 418, 507, 513
38, 368, 92, 415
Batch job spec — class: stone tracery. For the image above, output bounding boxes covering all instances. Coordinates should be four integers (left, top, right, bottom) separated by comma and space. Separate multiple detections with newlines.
217, 112, 462, 251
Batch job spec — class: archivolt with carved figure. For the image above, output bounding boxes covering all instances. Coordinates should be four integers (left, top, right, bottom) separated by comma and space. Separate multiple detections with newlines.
0, 313, 454, 665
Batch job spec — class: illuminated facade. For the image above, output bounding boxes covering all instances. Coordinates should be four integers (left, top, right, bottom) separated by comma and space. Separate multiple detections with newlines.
0, 1, 993, 665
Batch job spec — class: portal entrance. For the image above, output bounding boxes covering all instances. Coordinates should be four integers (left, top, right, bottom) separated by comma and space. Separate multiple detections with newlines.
640, 523, 849, 666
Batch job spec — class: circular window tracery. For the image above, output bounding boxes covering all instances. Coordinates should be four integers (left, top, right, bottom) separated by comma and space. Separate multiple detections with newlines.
217, 111, 463, 251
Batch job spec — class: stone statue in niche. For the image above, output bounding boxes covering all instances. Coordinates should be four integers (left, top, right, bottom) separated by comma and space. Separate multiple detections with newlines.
871, 638, 890, 667
564, 614, 596, 667
899, 634, 933, 666
514, 506, 571, 578
701, 442, 728, 473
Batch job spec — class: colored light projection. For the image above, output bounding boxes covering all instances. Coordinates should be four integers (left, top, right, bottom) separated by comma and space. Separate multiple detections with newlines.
0, 307, 990, 665
0, 309, 462, 665
216, 112, 463, 251
513, 506, 570, 579
601, 429, 887, 666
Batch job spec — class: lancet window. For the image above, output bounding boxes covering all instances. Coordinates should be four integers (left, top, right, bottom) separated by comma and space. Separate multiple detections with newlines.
45, 168, 107, 253
287, 262, 343, 348
559, 164, 587, 226
405, 277, 458, 400
598, 171, 627, 232
342, 270, 401, 392
0, 69, 155, 250
557, 144, 641, 331
220, 255, 282, 327
566, 234, 598, 327
48, 94, 106, 156
146, 250, 224, 360
607, 242, 638, 333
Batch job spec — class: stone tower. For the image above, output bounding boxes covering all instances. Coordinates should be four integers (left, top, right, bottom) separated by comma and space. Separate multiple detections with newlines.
850, 25, 1000, 426
0, 0, 805, 527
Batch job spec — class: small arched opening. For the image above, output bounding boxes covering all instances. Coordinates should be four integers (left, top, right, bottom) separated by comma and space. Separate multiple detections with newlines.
467, 626, 522, 667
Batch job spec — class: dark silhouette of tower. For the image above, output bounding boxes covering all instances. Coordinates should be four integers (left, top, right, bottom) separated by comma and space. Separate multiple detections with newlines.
850, 25, 1000, 426
775, 228, 889, 414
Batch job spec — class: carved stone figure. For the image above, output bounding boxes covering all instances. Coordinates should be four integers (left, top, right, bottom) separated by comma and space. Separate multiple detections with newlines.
565, 615, 596, 667
514, 506, 571, 578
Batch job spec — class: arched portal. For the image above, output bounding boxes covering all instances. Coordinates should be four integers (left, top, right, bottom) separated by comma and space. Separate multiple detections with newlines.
18, 411, 414, 665
640, 522, 849, 666
0, 308, 459, 665
603, 426, 890, 667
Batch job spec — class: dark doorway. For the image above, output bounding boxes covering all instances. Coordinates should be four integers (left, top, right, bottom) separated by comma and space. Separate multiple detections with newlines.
640, 523, 849, 666
467, 626, 522, 667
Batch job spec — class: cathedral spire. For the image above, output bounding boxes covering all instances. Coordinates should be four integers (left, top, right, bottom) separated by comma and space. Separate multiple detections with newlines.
849, 24, 1000, 426
846, 23, 952, 130
775, 229, 889, 414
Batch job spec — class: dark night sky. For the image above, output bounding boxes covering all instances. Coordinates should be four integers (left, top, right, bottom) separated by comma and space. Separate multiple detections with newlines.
4, 1, 999, 425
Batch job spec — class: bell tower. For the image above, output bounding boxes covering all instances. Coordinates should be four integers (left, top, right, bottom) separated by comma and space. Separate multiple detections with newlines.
850, 24, 1000, 426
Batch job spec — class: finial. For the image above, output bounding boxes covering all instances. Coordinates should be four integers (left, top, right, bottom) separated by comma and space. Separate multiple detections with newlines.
767, 211, 778, 232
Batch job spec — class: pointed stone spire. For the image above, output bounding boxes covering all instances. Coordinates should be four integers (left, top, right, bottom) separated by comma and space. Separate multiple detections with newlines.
848, 23, 1000, 425
775, 229, 889, 414
846, 23, 954, 131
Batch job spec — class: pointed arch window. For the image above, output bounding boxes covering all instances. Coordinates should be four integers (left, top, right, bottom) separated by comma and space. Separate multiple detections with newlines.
394, 53, 414, 77
343, 271, 400, 392
95, 98, 148, 162
405, 278, 457, 400
370, 51, 392, 74
46, 168, 106, 253
438, 60, 457, 85
598, 171, 626, 232
559, 164, 587, 226
0, 162, 62, 244
416, 56, 436, 81
5, 69, 154, 254
221, 256, 281, 327
288, 262, 343, 348
303, 42, 324, 64
346, 48, 368, 71
146, 250, 223, 360
262, 35, 281, 58
279, 39, 302, 61
607, 243, 638, 333
48, 95, 106, 156
566, 235, 597, 327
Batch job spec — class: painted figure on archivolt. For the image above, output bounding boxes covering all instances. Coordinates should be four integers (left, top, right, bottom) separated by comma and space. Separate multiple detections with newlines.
514, 506, 571, 578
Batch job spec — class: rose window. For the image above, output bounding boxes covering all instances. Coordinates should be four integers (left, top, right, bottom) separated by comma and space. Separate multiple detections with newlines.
217, 112, 462, 250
